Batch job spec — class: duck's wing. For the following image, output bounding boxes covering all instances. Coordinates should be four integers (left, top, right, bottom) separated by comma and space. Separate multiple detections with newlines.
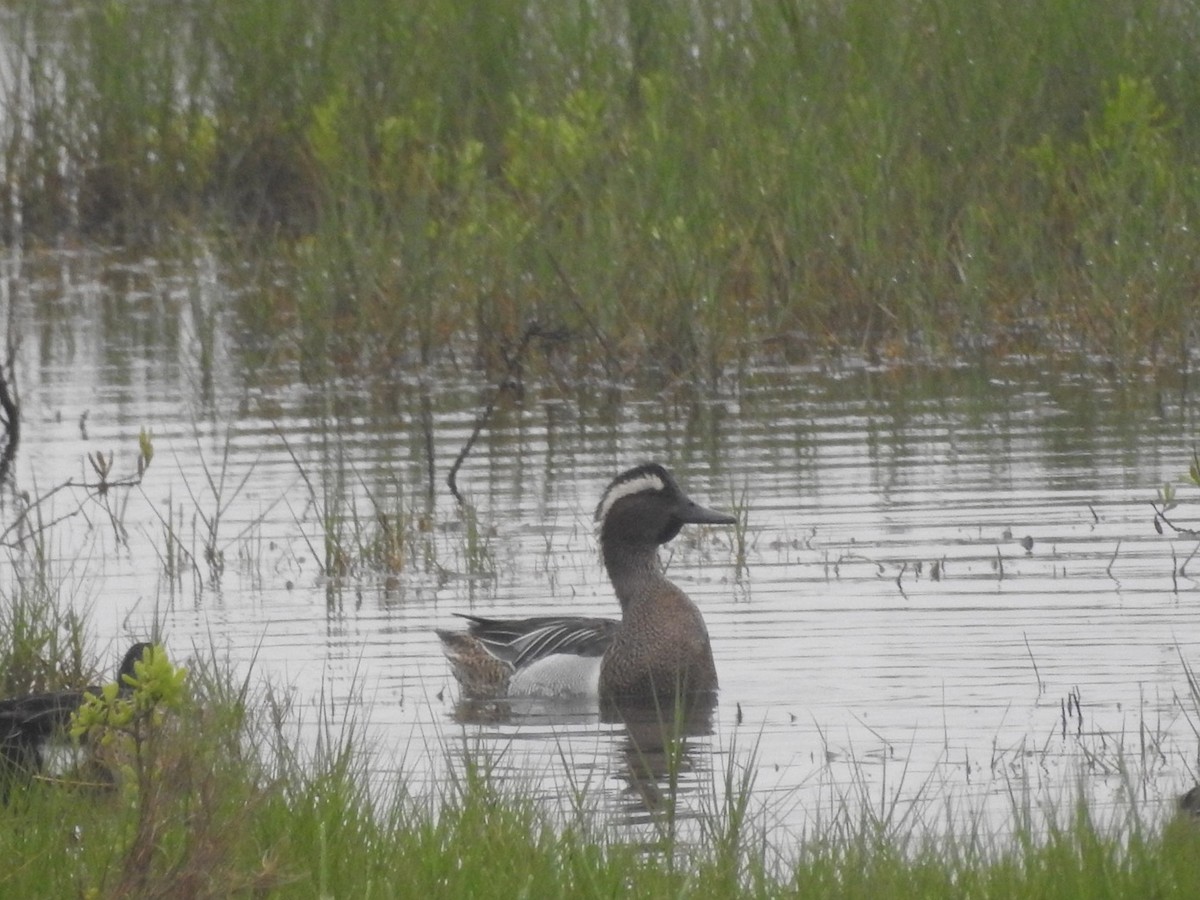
0, 690, 87, 754
454, 614, 619, 669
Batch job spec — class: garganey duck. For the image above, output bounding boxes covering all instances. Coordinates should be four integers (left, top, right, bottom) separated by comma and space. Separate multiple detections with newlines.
437, 463, 735, 705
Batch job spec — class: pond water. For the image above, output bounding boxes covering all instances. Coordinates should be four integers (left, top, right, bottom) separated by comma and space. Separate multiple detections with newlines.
3, 247, 1200, 845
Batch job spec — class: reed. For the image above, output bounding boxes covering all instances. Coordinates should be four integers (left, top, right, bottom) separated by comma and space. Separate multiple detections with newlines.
4, 0, 1200, 375
0, 431, 154, 693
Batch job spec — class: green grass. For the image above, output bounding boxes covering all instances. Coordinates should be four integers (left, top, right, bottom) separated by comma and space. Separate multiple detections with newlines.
3, 0, 1199, 377
3, 655, 1200, 899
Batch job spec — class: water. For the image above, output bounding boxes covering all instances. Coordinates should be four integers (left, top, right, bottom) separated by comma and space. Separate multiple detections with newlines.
3, 247, 1200, 845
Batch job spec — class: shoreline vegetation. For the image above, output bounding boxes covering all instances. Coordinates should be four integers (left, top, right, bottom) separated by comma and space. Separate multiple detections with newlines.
1, 0, 1198, 378
2, 632, 1200, 897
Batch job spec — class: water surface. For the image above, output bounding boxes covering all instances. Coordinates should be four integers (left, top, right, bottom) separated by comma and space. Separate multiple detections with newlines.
4, 247, 1200, 844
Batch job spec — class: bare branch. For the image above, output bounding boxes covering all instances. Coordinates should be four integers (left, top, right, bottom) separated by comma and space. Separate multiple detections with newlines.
0, 337, 18, 484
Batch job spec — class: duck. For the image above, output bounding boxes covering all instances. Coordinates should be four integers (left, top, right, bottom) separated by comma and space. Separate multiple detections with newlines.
0, 641, 153, 782
437, 463, 736, 706
1179, 785, 1200, 819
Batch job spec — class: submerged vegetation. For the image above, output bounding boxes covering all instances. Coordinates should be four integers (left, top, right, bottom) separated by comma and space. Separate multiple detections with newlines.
2, 0, 1199, 376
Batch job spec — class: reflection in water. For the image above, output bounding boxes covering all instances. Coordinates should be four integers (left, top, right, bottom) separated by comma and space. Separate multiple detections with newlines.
608, 696, 717, 828
449, 691, 718, 828
450, 695, 602, 726
4, 247, 1200, 842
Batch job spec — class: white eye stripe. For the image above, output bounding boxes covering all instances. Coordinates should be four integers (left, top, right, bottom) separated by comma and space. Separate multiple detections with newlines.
595, 472, 666, 523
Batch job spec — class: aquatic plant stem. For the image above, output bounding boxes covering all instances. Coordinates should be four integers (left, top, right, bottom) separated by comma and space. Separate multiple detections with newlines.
447, 322, 544, 506
0, 318, 18, 483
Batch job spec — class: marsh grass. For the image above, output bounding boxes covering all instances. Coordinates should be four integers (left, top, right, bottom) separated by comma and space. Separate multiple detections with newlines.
0, 432, 155, 692
3, 0, 1199, 377
5, 655, 1200, 899
0, 537, 93, 694
275, 419, 507, 591
358, 483, 435, 577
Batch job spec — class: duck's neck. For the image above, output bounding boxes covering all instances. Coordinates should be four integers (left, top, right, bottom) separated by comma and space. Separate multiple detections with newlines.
601, 540, 667, 614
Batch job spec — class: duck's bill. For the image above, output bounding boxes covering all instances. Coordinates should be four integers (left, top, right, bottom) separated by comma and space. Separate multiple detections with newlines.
679, 500, 737, 526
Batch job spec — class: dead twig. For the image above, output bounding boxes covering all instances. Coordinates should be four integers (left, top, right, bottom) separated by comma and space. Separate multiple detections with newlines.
0, 333, 18, 484
446, 322, 549, 506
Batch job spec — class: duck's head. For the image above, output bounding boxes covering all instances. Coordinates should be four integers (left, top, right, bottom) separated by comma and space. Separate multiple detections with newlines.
594, 463, 736, 548
117, 642, 156, 681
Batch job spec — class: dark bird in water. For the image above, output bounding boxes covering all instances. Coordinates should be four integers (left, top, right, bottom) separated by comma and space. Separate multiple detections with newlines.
0, 642, 153, 787
1179, 785, 1200, 820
